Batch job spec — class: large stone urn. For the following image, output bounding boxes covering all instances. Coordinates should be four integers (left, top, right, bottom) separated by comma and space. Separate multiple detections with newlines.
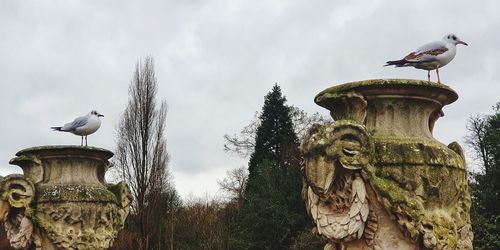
1, 146, 130, 249
301, 79, 472, 249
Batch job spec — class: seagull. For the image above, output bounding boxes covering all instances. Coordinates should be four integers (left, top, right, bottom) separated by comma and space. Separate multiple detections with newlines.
51, 110, 104, 146
384, 34, 468, 83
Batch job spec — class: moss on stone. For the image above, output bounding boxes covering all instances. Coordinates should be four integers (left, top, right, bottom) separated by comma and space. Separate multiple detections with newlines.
314, 91, 360, 105
36, 185, 117, 203
422, 211, 459, 248
8, 154, 36, 165
362, 133, 469, 248
27, 205, 42, 228
368, 165, 407, 203
315, 79, 458, 110
365, 152, 469, 248
14, 145, 113, 159
16, 145, 110, 153
372, 137, 466, 170
316, 79, 455, 97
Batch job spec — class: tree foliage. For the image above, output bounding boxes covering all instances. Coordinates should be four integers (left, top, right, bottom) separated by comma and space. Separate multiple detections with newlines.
173, 197, 241, 249
113, 56, 178, 249
111, 195, 240, 250
237, 84, 310, 249
466, 102, 500, 249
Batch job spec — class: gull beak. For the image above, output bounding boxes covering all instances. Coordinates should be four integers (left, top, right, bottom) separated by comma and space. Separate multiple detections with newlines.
98, 114, 104, 117
457, 40, 468, 46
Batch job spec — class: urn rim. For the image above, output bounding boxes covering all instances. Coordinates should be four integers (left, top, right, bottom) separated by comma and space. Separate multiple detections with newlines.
12, 145, 114, 160
315, 79, 458, 109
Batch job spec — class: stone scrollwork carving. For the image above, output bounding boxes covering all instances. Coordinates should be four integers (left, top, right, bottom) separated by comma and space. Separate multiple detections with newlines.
0, 174, 40, 249
302, 122, 377, 245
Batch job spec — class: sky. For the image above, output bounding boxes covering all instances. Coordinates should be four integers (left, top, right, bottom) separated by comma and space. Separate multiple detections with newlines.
0, 0, 498, 200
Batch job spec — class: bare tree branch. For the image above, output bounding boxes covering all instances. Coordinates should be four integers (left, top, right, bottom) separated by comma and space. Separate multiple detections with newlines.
466, 115, 490, 172
217, 166, 248, 205
223, 106, 330, 157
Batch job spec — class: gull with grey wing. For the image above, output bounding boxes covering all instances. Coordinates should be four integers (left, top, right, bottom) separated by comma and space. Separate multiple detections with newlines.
385, 34, 468, 83
51, 110, 104, 146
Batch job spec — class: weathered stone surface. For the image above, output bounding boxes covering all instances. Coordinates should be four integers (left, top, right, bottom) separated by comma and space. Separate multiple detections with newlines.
1, 145, 130, 250
302, 79, 472, 249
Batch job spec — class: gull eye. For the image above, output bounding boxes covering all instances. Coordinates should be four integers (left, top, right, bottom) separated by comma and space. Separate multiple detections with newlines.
452, 35, 457, 40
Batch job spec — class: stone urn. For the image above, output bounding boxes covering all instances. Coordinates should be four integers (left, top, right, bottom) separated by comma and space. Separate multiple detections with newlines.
301, 79, 472, 249
1, 146, 130, 250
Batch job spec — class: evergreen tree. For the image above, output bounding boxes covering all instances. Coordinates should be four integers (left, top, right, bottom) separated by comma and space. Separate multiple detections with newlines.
238, 84, 308, 249
466, 102, 500, 249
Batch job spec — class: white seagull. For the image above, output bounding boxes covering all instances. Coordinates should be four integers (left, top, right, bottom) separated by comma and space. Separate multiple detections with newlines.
385, 34, 468, 83
51, 110, 104, 146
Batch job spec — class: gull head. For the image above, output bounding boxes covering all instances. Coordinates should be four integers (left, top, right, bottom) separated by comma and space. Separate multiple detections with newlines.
90, 110, 104, 117
443, 34, 468, 46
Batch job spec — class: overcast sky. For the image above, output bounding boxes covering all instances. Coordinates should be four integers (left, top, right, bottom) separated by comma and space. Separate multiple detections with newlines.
0, 0, 498, 199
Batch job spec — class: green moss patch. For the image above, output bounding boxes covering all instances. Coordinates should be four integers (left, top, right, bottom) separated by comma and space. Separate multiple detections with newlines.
37, 185, 117, 203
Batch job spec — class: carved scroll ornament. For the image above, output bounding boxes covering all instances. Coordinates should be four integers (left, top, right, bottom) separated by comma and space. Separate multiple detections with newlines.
301, 122, 377, 246
0, 174, 40, 249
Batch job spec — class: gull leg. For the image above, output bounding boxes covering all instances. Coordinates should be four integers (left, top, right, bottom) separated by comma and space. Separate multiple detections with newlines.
81, 136, 84, 146
436, 67, 441, 83
85, 136, 88, 146
427, 70, 430, 81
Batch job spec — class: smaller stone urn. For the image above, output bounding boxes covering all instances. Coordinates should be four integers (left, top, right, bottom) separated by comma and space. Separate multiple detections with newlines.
1, 146, 131, 250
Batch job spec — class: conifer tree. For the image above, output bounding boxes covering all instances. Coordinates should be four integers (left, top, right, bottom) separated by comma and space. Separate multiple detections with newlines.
238, 84, 308, 249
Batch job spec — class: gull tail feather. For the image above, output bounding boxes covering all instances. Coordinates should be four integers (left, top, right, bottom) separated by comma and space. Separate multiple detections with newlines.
384, 59, 408, 67
51, 126, 63, 131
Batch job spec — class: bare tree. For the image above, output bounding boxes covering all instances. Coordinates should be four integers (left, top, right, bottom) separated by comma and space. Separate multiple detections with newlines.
223, 106, 330, 157
114, 56, 170, 250
466, 115, 490, 171
217, 166, 248, 205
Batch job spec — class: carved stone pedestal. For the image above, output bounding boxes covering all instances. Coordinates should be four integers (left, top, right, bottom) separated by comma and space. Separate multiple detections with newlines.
302, 79, 472, 249
1, 146, 130, 250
